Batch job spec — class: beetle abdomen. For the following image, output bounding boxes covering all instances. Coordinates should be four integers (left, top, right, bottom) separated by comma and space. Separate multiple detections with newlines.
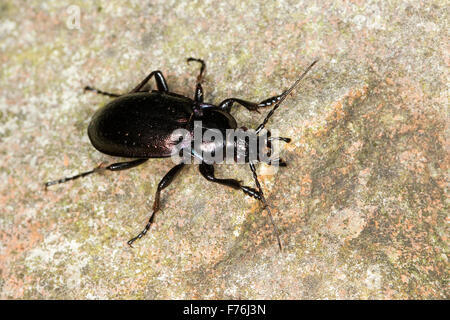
88, 92, 193, 158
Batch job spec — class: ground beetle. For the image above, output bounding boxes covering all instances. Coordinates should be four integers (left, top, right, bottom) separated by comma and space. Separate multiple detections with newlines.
45, 58, 317, 250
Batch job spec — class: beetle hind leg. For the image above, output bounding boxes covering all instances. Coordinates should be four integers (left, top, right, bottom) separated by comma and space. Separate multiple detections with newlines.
86, 70, 170, 96
84, 86, 121, 98
127, 163, 185, 247
44, 158, 148, 190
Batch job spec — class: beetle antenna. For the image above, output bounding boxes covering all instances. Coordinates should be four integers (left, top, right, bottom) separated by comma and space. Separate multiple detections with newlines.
249, 162, 283, 251
268, 136, 291, 143
256, 59, 318, 134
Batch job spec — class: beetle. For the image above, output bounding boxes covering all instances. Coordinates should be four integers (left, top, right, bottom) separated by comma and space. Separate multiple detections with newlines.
45, 58, 317, 250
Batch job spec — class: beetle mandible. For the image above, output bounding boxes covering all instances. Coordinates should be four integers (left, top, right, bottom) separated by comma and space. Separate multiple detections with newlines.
45, 58, 318, 250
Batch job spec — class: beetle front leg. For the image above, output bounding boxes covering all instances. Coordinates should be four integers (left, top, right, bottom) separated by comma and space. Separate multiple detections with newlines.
219, 60, 318, 116
218, 95, 283, 113
199, 163, 261, 200
44, 158, 148, 189
127, 163, 185, 247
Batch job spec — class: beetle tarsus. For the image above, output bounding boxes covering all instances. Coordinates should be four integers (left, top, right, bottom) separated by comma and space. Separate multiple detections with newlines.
187, 58, 206, 103
187, 57, 206, 83
44, 160, 147, 188
127, 164, 185, 246
84, 86, 121, 98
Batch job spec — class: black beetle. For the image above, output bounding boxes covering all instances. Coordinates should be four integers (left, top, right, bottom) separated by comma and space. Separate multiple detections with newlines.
45, 58, 317, 250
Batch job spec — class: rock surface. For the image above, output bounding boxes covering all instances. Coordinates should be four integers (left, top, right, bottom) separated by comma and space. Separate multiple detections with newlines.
0, 1, 447, 299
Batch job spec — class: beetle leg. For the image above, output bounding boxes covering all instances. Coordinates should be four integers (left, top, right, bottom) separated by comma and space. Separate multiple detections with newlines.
193, 83, 204, 103
199, 163, 261, 200
217, 95, 283, 114
84, 86, 121, 98
84, 69, 169, 96
44, 159, 148, 189
187, 58, 206, 103
130, 70, 169, 93
127, 163, 185, 247
187, 58, 206, 83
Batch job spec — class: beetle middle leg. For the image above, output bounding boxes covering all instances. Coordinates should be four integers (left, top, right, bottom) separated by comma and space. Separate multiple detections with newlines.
199, 163, 261, 200
44, 158, 148, 189
127, 163, 185, 247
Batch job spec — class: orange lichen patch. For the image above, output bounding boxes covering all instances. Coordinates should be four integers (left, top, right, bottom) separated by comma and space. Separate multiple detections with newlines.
385, 77, 394, 86
398, 149, 428, 171
258, 163, 277, 178
358, 167, 371, 185
0, 222, 44, 299
300, 174, 312, 196
348, 85, 368, 103
360, 102, 385, 121
338, 165, 351, 175
331, 101, 345, 121
323, 85, 370, 124
63, 154, 69, 167
346, 140, 363, 156
401, 274, 408, 283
